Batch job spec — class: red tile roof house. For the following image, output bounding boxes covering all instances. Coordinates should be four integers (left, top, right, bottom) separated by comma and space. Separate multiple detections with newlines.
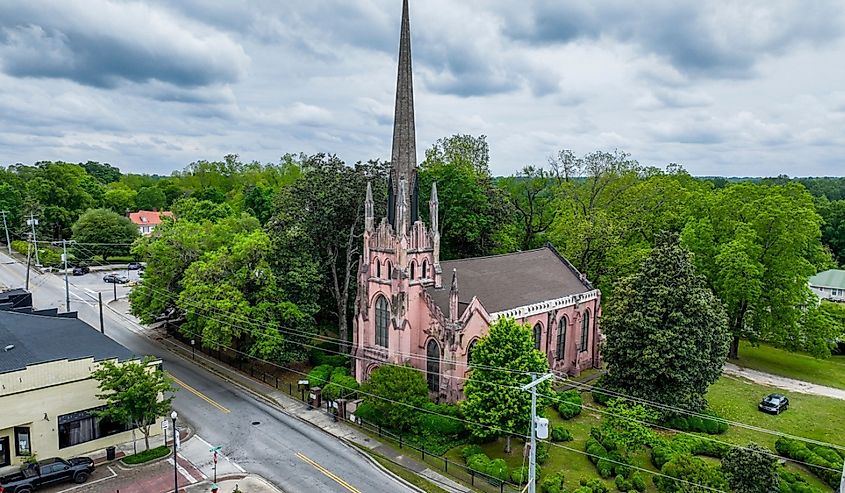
128, 210, 173, 236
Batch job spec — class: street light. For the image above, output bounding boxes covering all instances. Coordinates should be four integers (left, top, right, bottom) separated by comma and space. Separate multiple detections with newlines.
171, 410, 178, 493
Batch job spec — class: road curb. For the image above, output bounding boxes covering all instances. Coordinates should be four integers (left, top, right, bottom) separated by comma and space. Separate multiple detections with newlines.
156, 336, 428, 493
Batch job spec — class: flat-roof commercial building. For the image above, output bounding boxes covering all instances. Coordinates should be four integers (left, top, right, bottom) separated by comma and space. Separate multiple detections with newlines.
0, 290, 162, 468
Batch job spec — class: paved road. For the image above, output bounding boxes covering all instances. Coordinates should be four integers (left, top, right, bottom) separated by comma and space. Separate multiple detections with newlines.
0, 251, 417, 493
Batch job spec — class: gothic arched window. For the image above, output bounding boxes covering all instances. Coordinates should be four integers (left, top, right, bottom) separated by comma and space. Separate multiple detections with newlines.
467, 339, 478, 367
375, 259, 381, 278
386, 261, 392, 279
410, 261, 416, 280
422, 260, 429, 279
533, 323, 542, 351
557, 317, 568, 360
375, 296, 389, 348
426, 339, 440, 392
580, 310, 590, 352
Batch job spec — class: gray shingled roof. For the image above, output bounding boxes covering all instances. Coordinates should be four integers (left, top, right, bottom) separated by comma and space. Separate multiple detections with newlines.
427, 245, 593, 317
0, 310, 137, 374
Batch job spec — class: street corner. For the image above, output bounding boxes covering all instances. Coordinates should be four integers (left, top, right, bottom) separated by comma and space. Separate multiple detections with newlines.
36, 452, 206, 493
185, 475, 284, 493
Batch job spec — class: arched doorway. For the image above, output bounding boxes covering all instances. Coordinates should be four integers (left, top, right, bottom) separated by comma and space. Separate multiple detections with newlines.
426, 339, 440, 393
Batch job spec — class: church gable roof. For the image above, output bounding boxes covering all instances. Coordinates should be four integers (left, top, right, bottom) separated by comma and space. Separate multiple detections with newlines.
426, 245, 594, 317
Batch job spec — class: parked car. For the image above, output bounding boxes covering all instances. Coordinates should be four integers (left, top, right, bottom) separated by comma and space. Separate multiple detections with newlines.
127, 262, 143, 270
103, 273, 129, 284
72, 265, 90, 276
0, 457, 94, 492
758, 393, 789, 414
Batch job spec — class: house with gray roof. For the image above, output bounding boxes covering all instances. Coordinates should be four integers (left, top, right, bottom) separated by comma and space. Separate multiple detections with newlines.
809, 269, 845, 303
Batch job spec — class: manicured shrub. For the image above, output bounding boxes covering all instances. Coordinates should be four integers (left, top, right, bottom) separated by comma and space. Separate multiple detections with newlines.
580, 477, 610, 493
551, 425, 573, 442
776, 438, 842, 488
486, 458, 510, 482
615, 474, 631, 491
418, 402, 466, 437
467, 453, 490, 473
663, 412, 728, 435
557, 390, 583, 419
510, 465, 540, 485
461, 445, 484, 462
540, 471, 567, 493
654, 454, 728, 492
322, 374, 359, 402
591, 376, 614, 406
307, 364, 333, 387
536, 440, 550, 465
331, 366, 350, 379
352, 401, 381, 425
630, 472, 646, 492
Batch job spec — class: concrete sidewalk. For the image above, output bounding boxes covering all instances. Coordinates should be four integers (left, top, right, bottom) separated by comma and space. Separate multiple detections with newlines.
186, 475, 283, 493
158, 335, 470, 493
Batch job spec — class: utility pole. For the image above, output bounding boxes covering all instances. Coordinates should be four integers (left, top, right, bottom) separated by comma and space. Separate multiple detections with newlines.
98, 292, 105, 334
521, 373, 552, 493
839, 457, 844, 493
25, 239, 31, 291
0, 211, 11, 255
62, 239, 70, 310
26, 212, 40, 267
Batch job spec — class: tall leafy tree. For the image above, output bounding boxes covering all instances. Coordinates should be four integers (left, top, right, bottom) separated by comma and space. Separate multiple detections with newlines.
19, 162, 100, 239
361, 365, 429, 432
817, 197, 845, 266
721, 443, 778, 493
681, 182, 830, 358
92, 356, 174, 451
81, 161, 122, 184
418, 135, 508, 260
462, 317, 551, 453
269, 154, 387, 351
500, 166, 556, 251
602, 232, 730, 414
135, 186, 167, 211
103, 186, 138, 215
71, 208, 140, 260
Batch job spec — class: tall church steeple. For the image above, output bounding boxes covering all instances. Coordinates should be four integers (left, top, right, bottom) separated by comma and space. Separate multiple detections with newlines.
388, 0, 418, 233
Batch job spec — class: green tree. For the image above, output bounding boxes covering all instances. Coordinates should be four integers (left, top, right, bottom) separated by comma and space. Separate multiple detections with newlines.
462, 317, 551, 453
103, 187, 138, 215
91, 356, 174, 451
135, 186, 167, 211
681, 182, 830, 358
82, 161, 122, 184
817, 197, 845, 266
500, 166, 556, 250
721, 443, 778, 493
21, 162, 100, 239
654, 454, 729, 493
71, 208, 140, 260
418, 134, 508, 259
601, 399, 658, 454
269, 154, 387, 351
362, 365, 429, 432
172, 197, 233, 222
602, 232, 730, 413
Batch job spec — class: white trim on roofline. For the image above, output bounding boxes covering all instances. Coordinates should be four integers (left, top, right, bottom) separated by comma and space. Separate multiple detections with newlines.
490, 289, 600, 321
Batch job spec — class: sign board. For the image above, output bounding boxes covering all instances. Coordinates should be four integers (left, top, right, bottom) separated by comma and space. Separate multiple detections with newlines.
175, 428, 181, 450
161, 420, 170, 430
309, 392, 316, 400
298, 380, 309, 386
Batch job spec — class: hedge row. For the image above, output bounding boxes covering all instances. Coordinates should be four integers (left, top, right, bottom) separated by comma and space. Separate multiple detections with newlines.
309, 346, 350, 368
11, 240, 63, 266
614, 473, 646, 493
556, 390, 583, 420
459, 447, 514, 484
551, 425, 573, 442
585, 435, 630, 479
775, 438, 843, 488
663, 413, 729, 435
651, 435, 730, 469
778, 467, 824, 493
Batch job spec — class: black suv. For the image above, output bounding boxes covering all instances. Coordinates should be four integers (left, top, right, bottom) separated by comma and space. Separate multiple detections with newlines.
758, 393, 789, 414
0, 457, 95, 492
72, 265, 90, 276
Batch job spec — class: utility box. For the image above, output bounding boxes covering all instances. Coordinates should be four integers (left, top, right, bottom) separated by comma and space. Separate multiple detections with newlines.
535, 417, 549, 440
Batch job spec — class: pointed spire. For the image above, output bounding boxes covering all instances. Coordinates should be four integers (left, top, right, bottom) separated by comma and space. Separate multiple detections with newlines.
388, 0, 418, 229
429, 181, 439, 234
449, 268, 459, 321
365, 182, 374, 232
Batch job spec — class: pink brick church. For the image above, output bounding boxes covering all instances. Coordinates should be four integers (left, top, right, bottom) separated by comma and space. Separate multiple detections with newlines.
352, 0, 602, 403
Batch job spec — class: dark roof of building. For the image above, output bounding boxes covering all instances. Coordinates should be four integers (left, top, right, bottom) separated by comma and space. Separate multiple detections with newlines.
0, 309, 137, 374
426, 245, 593, 317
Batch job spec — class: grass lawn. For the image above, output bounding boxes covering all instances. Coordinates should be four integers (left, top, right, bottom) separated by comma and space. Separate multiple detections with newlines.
122, 445, 171, 465
731, 340, 845, 390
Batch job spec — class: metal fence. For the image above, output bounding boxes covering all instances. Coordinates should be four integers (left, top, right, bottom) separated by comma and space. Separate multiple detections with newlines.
182, 336, 527, 493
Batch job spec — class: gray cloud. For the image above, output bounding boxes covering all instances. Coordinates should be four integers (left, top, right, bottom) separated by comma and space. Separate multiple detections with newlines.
0, 0, 249, 88
499, 0, 844, 79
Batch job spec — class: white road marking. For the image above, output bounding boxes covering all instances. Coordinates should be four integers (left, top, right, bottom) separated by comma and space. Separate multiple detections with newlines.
168, 454, 199, 483
56, 466, 117, 492
71, 292, 93, 307
84, 288, 98, 296
194, 433, 246, 473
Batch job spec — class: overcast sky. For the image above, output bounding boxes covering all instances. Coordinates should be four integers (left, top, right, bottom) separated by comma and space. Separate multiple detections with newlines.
1, 1, 844, 177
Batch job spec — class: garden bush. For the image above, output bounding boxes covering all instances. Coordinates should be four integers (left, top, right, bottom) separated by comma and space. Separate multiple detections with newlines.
654, 454, 728, 492
352, 401, 381, 425
486, 458, 510, 482
664, 412, 728, 435
778, 467, 824, 493
510, 465, 540, 485
322, 374, 358, 402
651, 435, 730, 469
466, 453, 490, 474
579, 478, 610, 493
307, 364, 333, 387
536, 440, 550, 465
540, 471, 567, 493
551, 425, 573, 442
591, 376, 614, 406
461, 445, 483, 461
775, 438, 842, 488
557, 390, 583, 419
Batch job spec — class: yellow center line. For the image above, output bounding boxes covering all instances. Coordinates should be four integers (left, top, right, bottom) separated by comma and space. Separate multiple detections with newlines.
296, 452, 362, 493
170, 374, 231, 414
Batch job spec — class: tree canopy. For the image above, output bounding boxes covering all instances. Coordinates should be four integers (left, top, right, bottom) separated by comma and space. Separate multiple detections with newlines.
71, 208, 139, 260
602, 232, 731, 414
